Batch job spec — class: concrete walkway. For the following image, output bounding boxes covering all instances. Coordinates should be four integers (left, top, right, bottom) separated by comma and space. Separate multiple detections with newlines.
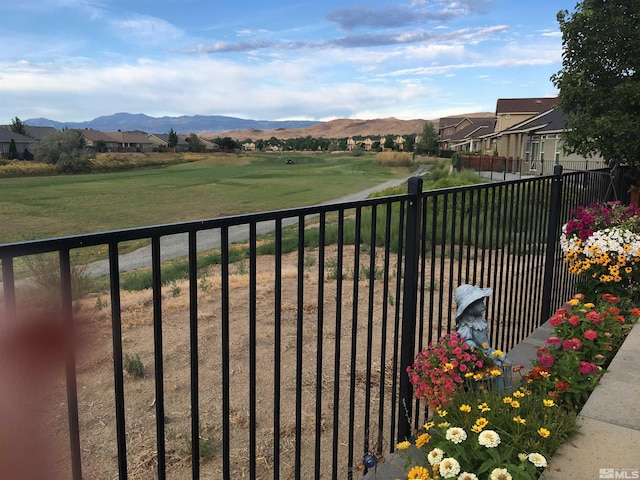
363, 321, 640, 480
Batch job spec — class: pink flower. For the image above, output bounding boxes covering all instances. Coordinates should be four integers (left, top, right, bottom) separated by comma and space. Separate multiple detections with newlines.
562, 338, 582, 351
537, 353, 555, 369
546, 337, 562, 345
578, 361, 598, 375
584, 329, 598, 341
568, 315, 581, 326
586, 311, 602, 324
549, 315, 563, 327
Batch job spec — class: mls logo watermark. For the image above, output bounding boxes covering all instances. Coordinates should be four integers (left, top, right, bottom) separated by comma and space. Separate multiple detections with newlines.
600, 468, 640, 479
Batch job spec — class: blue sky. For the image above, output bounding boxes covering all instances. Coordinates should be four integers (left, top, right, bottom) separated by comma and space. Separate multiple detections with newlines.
1, 0, 577, 124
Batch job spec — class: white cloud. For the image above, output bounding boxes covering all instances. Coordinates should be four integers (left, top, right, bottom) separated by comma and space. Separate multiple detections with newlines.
109, 14, 184, 45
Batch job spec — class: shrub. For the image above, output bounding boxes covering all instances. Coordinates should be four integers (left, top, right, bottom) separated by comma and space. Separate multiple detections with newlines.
123, 353, 145, 378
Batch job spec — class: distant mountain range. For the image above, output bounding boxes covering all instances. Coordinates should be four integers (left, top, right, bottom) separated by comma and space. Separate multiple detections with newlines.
23, 112, 321, 134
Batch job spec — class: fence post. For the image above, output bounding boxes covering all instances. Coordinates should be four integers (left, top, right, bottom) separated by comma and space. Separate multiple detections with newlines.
398, 176, 423, 442
540, 164, 563, 326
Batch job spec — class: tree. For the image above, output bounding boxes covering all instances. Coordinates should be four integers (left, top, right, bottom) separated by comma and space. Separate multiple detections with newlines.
415, 122, 438, 155
10, 117, 27, 136
551, 0, 640, 180
384, 135, 395, 150
32, 129, 91, 173
186, 133, 204, 152
8, 139, 18, 159
167, 128, 179, 149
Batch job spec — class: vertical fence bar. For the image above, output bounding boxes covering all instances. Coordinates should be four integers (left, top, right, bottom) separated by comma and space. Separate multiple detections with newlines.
273, 219, 282, 479
314, 213, 326, 479
1, 257, 16, 321
295, 216, 305, 479
221, 227, 231, 479
108, 243, 128, 480
331, 210, 344, 479
249, 223, 257, 480
151, 236, 166, 479
541, 165, 564, 325
188, 231, 200, 479
397, 177, 423, 442
59, 249, 82, 480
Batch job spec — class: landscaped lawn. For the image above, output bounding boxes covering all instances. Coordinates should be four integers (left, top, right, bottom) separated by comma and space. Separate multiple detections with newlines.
0, 152, 414, 244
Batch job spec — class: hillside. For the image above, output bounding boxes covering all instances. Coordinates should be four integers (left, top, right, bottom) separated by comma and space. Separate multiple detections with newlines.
214, 114, 494, 140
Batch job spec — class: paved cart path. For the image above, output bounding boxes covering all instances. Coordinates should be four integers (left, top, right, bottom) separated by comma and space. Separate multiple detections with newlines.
86, 165, 430, 277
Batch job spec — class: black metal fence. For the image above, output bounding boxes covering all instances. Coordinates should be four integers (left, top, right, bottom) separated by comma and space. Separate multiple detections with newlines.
0, 166, 622, 479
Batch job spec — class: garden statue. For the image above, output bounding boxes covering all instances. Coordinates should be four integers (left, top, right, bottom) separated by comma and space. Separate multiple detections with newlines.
455, 284, 508, 367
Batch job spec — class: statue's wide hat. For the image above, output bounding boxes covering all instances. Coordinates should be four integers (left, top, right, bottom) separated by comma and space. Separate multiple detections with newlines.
454, 284, 493, 319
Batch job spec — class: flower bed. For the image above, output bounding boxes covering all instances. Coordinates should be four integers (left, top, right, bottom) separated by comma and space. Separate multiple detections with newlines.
396, 201, 640, 480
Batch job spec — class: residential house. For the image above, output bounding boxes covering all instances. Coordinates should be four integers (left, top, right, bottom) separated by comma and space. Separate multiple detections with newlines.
438, 117, 475, 148
147, 133, 191, 152
494, 97, 558, 131
446, 118, 496, 152
347, 137, 378, 151
78, 129, 121, 152
484, 107, 606, 175
0, 127, 36, 159
107, 130, 155, 152
438, 117, 496, 150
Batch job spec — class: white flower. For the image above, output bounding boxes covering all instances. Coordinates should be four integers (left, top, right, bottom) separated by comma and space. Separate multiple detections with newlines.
427, 447, 444, 466
445, 426, 468, 444
489, 467, 513, 480
528, 452, 548, 468
478, 429, 501, 448
439, 457, 461, 478
457, 473, 479, 480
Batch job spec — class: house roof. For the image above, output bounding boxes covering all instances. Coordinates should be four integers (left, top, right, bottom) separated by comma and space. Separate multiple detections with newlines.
0, 127, 35, 144
501, 108, 568, 135
107, 130, 152, 144
78, 129, 120, 143
448, 118, 496, 142
495, 97, 558, 115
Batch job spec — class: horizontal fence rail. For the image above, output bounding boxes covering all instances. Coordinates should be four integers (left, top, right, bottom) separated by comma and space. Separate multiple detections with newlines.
0, 166, 622, 479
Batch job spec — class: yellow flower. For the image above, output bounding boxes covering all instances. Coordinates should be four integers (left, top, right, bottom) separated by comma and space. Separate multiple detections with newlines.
465, 372, 474, 377
584, 302, 595, 308
478, 402, 491, 412
490, 369, 502, 377
567, 298, 579, 306
475, 417, 489, 427
492, 349, 504, 357
407, 465, 431, 479
540, 371, 551, 378
473, 373, 484, 381
416, 432, 431, 449
502, 397, 513, 404
511, 400, 520, 408
396, 440, 411, 450
513, 390, 525, 398
459, 404, 472, 413
513, 416, 526, 424
423, 421, 435, 430
543, 399, 555, 407
437, 410, 448, 417
437, 421, 450, 428
471, 424, 484, 433
538, 428, 551, 438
